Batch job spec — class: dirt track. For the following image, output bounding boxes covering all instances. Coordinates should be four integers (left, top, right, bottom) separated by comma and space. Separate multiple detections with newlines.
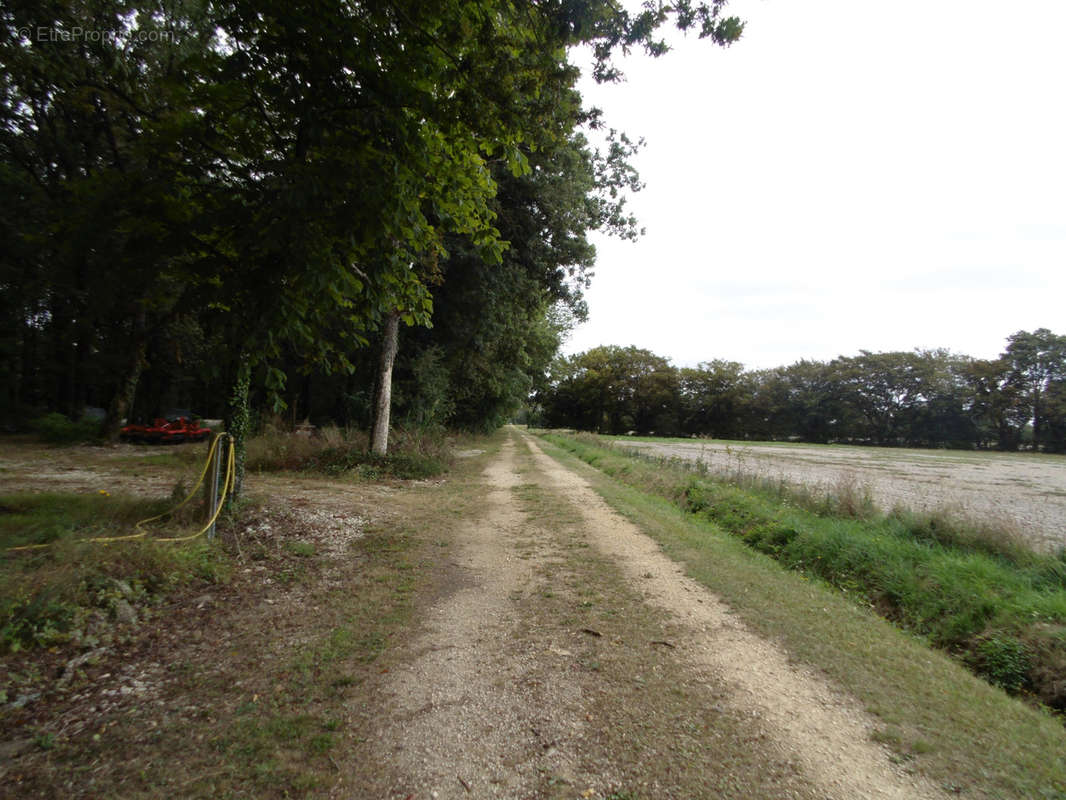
616, 439, 1066, 551
0, 432, 953, 797
362, 431, 945, 798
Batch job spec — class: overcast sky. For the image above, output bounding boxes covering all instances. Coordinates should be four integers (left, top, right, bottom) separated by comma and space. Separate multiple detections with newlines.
564, 0, 1066, 370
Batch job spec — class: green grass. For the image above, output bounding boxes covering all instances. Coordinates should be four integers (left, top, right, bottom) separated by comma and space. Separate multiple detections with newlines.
0, 492, 230, 652
30, 412, 103, 444
538, 432, 1066, 711
534, 433, 1066, 800
197, 474, 453, 797
304, 448, 447, 480
285, 540, 317, 558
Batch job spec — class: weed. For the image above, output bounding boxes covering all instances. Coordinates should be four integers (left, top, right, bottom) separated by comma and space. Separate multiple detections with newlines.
0, 492, 231, 654
309, 448, 446, 479
1, 590, 79, 651
169, 478, 188, 505
286, 541, 316, 558
246, 426, 451, 479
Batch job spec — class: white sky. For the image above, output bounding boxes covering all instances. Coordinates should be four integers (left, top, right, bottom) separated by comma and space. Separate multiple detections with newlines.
565, 0, 1066, 369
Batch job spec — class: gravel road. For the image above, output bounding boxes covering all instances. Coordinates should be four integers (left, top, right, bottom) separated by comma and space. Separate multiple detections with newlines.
364, 431, 946, 799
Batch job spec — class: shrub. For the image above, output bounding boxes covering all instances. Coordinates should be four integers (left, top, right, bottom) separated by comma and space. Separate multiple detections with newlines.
306, 448, 446, 480
244, 425, 450, 480
972, 634, 1033, 692
0, 591, 79, 652
31, 412, 102, 444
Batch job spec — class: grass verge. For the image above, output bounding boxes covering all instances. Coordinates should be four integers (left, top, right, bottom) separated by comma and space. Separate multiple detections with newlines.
534, 432, 1066, 800
0, 492, 230, 654
538, 432, 1066, 709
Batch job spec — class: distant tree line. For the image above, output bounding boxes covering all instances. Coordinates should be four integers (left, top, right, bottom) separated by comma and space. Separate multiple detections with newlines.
537, 329, 1066, 452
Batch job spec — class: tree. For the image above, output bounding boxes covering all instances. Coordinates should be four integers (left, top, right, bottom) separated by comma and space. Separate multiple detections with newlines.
0, 0, 223, 433
1043, 379, 1066, 454
679, 360, 747, 438
1002, 329, 1066, 451
960, 358, 1022, 450
542, 346, 678, 435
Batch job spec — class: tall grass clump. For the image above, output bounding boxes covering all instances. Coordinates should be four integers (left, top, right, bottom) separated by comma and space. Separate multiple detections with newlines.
246, 424, 450, 479
539, 431, 1066, 710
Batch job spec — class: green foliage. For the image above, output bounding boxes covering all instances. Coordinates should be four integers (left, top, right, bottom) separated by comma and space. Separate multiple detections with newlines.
679, 360, 748, 438
542, 345, 680, 434
228, 357, 252, 495
306, 449, 446, 481
542, 432, 1066, 708
542, 332, 1066, 451
1, 590, 79, 652
2, 0, 742, 448
394, 346, 454, 430
285, 541, 317, 559
1004, 329, 1066, 451
31, 413, 103, 444
973, 635, 1033, 692
0, 492, 230, 654
244, 428, 448, 479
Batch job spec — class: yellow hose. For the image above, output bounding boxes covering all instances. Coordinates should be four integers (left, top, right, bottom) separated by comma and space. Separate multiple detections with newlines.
4, 433, 235, 552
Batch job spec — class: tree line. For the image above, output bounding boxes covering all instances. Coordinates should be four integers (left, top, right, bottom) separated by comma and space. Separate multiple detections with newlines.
0, 0, 743, 473
537, 329, 1066, 452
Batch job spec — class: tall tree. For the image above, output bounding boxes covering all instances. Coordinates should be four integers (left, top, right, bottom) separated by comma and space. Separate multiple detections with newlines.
542, 345, 679, 434
1002, 329, 1066, 450
680, 359, 750, 438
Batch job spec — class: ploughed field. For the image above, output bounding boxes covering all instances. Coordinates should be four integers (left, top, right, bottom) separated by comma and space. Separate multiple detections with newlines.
616, 438, 1066, 553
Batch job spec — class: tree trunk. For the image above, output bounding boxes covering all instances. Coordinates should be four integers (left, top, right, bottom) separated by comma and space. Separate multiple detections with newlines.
226, 355, 252, 499
370, 311, 400, 456
1032, 388, 1043, 451
104, 308, 148, 441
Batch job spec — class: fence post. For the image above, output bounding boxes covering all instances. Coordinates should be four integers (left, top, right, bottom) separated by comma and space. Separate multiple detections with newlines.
207, 436, 222, 540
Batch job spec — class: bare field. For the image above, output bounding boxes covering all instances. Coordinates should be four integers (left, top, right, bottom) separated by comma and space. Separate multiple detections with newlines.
614, 438, 1066, 552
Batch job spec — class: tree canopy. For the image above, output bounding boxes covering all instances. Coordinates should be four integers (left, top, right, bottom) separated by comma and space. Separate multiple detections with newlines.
1, 0, 744, 452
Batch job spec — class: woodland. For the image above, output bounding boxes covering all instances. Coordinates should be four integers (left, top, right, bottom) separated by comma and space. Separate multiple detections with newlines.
1, 0, 743, 476
4, 2, 1061, 470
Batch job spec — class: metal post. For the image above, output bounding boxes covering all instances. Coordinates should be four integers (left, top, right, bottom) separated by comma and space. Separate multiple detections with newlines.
207, 436, 222, 540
